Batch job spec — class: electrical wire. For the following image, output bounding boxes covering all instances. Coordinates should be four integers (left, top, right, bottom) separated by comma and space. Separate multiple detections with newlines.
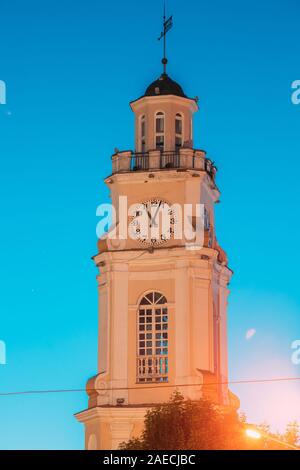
0, 375, 300, 397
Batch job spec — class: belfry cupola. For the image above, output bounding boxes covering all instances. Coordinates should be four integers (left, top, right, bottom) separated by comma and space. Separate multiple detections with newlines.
130, 73, 198, 153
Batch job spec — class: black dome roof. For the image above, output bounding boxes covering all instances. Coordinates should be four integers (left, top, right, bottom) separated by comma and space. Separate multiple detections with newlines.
144, 73, 186, 98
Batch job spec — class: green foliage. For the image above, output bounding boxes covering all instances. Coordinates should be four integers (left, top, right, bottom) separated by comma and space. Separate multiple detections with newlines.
120, 391, 246, 450
120, 392, 300, 450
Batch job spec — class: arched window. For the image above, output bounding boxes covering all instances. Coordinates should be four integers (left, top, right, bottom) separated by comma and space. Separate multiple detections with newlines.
137, 292, 168, 383
175, 113, 183, 149
155, 112, 165, 150
140, 114, 146, 153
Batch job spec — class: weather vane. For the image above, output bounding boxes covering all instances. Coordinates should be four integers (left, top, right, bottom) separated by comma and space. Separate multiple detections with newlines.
158, 2, 173, 75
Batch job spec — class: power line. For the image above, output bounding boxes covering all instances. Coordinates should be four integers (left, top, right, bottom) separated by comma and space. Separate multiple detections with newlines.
1, 375, 300, 397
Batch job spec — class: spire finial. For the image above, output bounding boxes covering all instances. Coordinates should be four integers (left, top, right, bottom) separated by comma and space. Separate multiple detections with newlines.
158, 2, 173, 75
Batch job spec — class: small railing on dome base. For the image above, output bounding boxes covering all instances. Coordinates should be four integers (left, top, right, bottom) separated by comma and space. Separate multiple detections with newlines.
111, 148, 217, 182
130, 152, 150, 171
137, 355, 168, 383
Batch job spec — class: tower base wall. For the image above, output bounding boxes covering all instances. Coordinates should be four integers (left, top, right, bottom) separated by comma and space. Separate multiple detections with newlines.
75, 406, 148, 450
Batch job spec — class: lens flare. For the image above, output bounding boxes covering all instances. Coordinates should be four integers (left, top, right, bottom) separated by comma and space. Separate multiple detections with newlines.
246, 429, 262, 440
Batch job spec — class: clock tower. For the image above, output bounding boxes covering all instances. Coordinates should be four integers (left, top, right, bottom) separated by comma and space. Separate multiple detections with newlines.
75, 70, 238, 450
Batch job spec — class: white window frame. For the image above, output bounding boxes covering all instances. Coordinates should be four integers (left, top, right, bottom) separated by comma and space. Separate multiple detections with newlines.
154, 111, 165, 151
175, 113, 183, 149
137, 291, 169, 383
139, 114, 146, 153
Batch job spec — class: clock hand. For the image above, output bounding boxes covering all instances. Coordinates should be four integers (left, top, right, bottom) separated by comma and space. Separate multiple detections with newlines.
142, 203, 152, 225
143, 202, 151, 219
146, 210, 152, 228
151, 201, 162, 227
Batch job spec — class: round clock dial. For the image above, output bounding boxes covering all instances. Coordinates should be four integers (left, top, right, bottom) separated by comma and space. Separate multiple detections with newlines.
129, 198, 176, 247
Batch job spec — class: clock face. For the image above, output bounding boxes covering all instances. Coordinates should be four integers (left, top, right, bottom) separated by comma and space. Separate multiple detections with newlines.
129, 198, 176, 247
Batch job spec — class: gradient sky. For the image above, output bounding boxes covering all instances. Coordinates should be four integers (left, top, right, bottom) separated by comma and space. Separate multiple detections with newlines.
0, 0, 299, 450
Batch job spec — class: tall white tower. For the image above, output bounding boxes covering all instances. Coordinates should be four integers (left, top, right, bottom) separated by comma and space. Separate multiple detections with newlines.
75, 68, 238, 450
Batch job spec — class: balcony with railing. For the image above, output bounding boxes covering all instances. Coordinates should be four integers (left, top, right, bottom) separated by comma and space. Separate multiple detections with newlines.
111, 148, 217, 181
137, 355, 168, 383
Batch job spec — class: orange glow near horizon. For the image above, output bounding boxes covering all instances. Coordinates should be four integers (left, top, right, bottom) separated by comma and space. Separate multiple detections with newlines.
246, 429, 262, 440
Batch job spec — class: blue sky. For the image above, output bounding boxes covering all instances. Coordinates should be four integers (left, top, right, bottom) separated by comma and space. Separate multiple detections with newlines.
0, 0, 299, 449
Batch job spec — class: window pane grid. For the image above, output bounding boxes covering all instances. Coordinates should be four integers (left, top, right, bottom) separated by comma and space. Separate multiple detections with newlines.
137, 292, 168, 383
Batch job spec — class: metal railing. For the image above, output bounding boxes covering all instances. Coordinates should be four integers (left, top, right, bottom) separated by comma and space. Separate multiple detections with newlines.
160, 151, 180, 169
111, 149, 217, 182
130, 152, 150, 171
137, 355, 168, 383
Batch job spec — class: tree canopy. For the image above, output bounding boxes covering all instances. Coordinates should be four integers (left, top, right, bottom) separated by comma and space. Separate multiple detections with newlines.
120, 392, 300, 450
120, 391, 246, 450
